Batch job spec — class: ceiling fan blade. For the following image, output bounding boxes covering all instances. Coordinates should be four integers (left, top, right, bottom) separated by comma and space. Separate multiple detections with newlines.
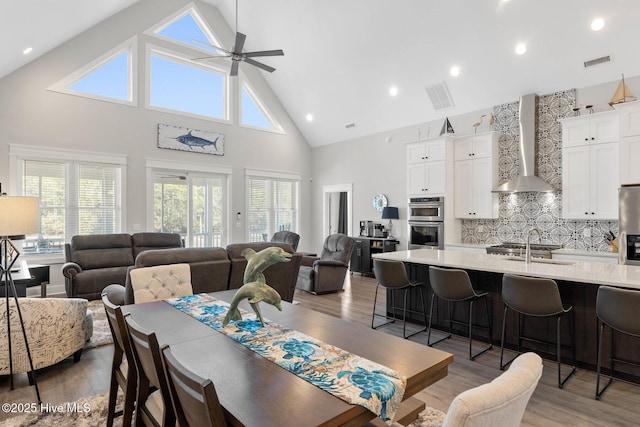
243, 57, 276, 73
190, 39, 232, 55
230, 60, 239, 76
243, 49, 284, 58
233, 32, 246, 53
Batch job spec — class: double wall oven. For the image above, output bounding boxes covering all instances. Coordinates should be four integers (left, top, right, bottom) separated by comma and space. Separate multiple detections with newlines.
408, 197, 444, 250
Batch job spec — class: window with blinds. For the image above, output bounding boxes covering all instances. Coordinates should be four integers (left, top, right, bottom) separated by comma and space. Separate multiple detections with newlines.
247, 176, 298, 242
19, 160, 122, 254
152, 173, 226, 247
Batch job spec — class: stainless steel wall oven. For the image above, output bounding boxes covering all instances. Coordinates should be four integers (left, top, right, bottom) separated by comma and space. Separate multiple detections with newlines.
408, 197, 444, 249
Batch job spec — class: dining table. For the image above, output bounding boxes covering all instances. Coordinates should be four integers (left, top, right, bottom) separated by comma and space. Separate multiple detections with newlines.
121, 290, 453, 427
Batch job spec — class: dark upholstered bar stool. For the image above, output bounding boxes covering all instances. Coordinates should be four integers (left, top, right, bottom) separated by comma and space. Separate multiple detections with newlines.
500, 274, 576, 388
595, 286, 640, 400
372, 259, 427, 339
427, 266, 493, 360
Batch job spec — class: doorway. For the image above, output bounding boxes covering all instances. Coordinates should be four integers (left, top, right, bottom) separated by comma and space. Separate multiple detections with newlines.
323, 184, 353, 237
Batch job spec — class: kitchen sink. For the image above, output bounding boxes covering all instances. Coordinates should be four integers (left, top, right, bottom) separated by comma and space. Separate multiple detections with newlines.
501, 257, 574, 266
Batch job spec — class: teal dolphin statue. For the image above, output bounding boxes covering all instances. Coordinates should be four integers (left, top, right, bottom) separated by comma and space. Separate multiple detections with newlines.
222, 281, 282, 327
222, 246, 292, 327
241, 246, 292, 285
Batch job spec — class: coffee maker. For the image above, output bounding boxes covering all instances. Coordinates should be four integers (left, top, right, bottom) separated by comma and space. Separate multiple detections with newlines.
359, 221, 366, 236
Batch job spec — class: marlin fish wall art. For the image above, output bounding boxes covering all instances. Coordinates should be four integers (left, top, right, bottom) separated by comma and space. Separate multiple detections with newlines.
158, 124, 225, 156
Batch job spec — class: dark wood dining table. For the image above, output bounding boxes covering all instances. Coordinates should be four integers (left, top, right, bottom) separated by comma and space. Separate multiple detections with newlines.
122, 290, 453, 427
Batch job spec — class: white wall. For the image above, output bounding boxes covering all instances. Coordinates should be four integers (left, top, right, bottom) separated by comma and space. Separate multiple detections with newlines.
0, 0, 312, 262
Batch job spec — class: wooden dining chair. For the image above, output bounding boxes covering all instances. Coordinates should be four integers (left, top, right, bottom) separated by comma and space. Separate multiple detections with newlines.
101, 287, 136, 427
162, 346, 228, 427
125, 316, 176, 427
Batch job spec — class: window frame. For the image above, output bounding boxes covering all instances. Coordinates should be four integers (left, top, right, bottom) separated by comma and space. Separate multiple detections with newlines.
146, 159, 232, 247
47, 36, 138, 106
9, 144, 127, 262
245, 168, 300, 242
239, 75, 285, 134
145, 44, 232, 123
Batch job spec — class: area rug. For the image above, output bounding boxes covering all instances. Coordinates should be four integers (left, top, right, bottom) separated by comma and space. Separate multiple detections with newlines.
84, 300, 112, 349
0, 392, 123, 427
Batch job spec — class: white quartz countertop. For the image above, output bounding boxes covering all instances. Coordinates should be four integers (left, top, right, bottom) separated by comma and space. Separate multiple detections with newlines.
372, 249, 640, 290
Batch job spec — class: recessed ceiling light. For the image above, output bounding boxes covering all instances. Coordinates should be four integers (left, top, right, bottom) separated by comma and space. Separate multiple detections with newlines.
591, 18, 605, 31
389, 86, 398, 96
515, 43, 527, 55
450, 66, 460, 77
305, 113, 313, 122
22, 47, 33, 55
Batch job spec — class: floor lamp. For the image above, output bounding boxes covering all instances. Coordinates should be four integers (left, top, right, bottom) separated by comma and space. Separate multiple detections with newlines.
0, 196, 41, 402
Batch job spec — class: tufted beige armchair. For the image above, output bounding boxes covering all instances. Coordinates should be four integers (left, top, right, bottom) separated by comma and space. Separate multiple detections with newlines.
0, 298, 93, 374
128, 263, 193, 304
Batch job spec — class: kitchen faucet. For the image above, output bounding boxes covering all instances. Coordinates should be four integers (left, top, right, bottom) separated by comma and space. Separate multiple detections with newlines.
525, 228, 542, 263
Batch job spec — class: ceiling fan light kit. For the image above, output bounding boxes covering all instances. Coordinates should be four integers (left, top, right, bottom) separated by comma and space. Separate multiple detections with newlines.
192, 0, 284, 76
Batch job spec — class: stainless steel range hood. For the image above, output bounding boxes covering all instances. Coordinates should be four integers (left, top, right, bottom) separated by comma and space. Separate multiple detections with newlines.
492, 94, 554, 193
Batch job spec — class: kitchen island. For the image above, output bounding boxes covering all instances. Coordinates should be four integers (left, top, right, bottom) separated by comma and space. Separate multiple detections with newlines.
372, 249, 640, 382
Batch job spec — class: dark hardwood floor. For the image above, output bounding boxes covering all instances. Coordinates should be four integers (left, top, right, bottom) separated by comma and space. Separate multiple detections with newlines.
1, 273, 638, 426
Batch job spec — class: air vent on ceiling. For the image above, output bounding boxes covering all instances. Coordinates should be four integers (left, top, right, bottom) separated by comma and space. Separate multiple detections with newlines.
425, 81, 454, 110
584, 55, 612, 68
345, 123, 356, 129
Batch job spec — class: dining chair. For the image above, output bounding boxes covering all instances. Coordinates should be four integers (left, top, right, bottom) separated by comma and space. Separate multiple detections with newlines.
419, 352, 543, 426
102, 287, 137, 427
595, 286, 640, 400
125, 316, 176, 427
500, 274, 576, 388
128, 263, 193, 304
371, 258, 427, 339
162, 346, 228, 427
427, 266, 493, 360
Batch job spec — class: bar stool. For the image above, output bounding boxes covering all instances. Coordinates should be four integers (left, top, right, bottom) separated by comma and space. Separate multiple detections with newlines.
595, 286, 640, 400
500, 274, 576, 388
372, 259, 427, 339
427, 266, 493, 360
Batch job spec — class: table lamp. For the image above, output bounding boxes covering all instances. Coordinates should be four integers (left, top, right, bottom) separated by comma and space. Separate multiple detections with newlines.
0, 196, 41, 401
381, 206, 399, 239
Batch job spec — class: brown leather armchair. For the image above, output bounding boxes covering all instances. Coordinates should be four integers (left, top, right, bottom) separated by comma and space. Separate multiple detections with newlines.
296, 234, 355, 295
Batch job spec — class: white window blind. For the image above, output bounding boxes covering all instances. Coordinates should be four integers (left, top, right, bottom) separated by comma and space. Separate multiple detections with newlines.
247, 176, 298, 242
19, 160, 122, 254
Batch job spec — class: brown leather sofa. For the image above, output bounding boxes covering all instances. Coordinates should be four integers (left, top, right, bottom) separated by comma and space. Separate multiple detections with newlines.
119, 242, 302, 304
62, 233, 183, 300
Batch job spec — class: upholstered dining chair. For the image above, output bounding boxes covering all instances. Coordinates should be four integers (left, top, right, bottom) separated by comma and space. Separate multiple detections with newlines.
128, 263, 193, 304
162, 346, 228, 427
270, 231, 300, 252
420, 352, 543, 427
125, 316, 176, 427
102, 287, 136, 427
296, 233, 355, 294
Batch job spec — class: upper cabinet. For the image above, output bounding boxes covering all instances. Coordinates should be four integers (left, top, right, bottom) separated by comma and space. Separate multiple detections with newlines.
453, 132, 499, 219
614, 101, 640, 185
407, 137, 448, 196
561, 110, 619, 148
560, 111, 619, 220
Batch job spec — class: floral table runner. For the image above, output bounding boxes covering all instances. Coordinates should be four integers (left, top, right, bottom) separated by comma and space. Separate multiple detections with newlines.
166, 293, 406, 424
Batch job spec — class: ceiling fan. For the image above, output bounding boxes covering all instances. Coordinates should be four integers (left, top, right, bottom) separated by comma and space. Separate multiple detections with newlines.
191, 0, 284, 76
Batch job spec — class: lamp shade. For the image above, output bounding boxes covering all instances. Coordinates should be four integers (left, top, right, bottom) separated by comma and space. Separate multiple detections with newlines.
0, 197, 40, 236
381, 206, 399, 220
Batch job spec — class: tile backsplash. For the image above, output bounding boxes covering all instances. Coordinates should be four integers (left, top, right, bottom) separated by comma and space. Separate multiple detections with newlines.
460, 89, 618, 251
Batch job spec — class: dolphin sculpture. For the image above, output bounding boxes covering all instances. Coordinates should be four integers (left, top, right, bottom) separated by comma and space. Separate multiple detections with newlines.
222, 246, 292, 327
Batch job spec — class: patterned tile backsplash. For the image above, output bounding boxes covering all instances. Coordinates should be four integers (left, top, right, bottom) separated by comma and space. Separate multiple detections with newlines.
460, 89, 619, 251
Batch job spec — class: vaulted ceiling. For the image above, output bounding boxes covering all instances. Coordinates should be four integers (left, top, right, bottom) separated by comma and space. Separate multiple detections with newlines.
3, 0, 640, 147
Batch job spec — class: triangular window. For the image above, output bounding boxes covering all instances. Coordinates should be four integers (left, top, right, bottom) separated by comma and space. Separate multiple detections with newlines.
48, 37, 136, 105
151, 6, 224, 56
241, 81, 282, 133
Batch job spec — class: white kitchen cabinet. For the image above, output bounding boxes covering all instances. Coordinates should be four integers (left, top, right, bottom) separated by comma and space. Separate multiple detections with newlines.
560, 111, 619, 148
406, 138, 448, 196
614, 101, 640, 184
562, 141, 619, 220
453, 132, 499, 219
